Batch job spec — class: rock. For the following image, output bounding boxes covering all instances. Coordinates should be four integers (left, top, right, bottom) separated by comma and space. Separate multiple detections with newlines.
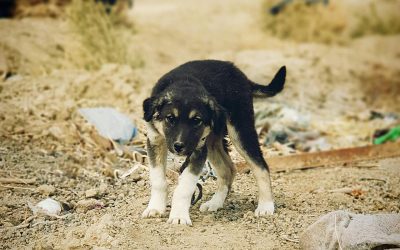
36, 184, 56, 195
29, 198, 62, 216
85, 188, 98, 198
131, 172, 142, 182
76, 199, 104, 213
48, 125, 64, 140
98, 183, 108, 196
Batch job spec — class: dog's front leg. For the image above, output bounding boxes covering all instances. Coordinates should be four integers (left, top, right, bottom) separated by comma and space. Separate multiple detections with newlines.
142, 125, 168, 218
168, 147, 207, 226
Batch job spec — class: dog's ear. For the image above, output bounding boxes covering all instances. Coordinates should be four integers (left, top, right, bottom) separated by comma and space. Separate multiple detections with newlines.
207, 98, 226, 134
143, 97, 156, 122
143, 95, 168, 122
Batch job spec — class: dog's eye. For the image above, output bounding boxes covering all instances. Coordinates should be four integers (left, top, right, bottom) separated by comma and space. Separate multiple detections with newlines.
165, 115, 175, 124
192, 117, 203, 126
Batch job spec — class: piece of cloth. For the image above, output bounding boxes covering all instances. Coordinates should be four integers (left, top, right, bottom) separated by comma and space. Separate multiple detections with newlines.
300, 210, 400, 250
79, 107, 137, 143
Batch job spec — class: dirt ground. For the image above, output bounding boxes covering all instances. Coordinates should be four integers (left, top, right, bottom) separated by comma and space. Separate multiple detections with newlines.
1, 0, 400, 249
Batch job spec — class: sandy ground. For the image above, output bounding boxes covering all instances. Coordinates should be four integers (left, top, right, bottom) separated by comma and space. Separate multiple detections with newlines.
0, 0, 400, 249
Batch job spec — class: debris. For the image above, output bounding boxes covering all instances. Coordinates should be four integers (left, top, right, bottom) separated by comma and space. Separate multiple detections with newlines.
300, 210, 400, 250
237, 141, 400, 173
36, 184, 56, 195
281, 235, 299, 243
369, 110, 398, 122
349, 189, 365, 198
114, 164, 145, 180
256, 103, 330, 152
76, 199, 104, 213
272, 142, 297, 155
327, 187, 365, 198
0, 177, 36, 184
79, 107, 137, 144
298, 137, 331, 152
28, 198, 62, 216
256, 103, 310, 135
373, 125, 400, 145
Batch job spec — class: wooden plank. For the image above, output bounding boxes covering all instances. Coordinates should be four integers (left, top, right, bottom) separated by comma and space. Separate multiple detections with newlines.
236, 141, 400, 173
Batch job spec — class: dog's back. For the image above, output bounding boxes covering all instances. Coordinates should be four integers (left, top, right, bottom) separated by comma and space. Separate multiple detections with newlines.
152, 60, 285, 113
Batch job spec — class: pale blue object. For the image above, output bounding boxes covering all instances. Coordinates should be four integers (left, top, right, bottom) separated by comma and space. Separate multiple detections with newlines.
79, 107, 137, 144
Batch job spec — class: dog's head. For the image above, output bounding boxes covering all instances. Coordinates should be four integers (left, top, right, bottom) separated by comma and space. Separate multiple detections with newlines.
143, 91, 225, 156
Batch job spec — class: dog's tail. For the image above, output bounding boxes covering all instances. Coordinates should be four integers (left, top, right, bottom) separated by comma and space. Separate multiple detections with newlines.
251, 66, 286, 97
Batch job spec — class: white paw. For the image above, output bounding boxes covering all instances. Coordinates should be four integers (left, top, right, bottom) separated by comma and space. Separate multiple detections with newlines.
255, 201, 275, 217
167, 214, 192, 226
200, 200, 223, 212
142, 207, 165, 218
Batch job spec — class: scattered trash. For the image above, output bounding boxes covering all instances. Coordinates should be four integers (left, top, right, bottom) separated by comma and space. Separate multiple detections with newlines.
369, 110, 398, 122
373, 125, 400, 145
79, 107, 137, 144
255, 103, 310, 132
28, 198, 62, 216
255, 103, 330, 152
299, 137, 331, 152
300, 210, 400, 250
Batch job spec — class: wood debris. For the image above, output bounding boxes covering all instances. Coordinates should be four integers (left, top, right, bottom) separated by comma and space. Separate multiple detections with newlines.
237, 141, 400, 173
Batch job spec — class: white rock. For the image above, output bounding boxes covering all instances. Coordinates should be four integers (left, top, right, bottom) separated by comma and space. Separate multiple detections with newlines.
29, 198, 62, 216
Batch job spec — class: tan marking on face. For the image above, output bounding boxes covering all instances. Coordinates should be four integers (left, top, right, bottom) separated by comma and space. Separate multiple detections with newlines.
153, 120, 165, 137
188, 110, 199, 119
196, 126, 211, 149
146, 122, 161, 143
172, 108, 179, 117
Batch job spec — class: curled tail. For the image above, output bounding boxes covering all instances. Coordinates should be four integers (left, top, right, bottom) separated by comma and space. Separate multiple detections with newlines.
251, 66, 286, 97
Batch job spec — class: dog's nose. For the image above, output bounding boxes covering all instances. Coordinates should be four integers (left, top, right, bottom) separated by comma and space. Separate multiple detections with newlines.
173, 142, 185, 153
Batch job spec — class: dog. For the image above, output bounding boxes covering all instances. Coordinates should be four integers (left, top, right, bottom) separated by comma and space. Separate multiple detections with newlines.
142, 60, 286, 225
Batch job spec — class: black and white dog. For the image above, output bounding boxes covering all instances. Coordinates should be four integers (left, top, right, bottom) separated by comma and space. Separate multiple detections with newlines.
142, 60, 286, 225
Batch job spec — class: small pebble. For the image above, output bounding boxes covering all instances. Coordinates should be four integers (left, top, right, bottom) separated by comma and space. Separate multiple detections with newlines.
85, 188, 98, 198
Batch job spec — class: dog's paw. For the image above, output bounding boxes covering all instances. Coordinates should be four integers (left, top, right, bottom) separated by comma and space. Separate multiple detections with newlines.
255, 201, 275, 217
167, 214, 192, 226
142, 207, 165, 218
200, 200, 223, 212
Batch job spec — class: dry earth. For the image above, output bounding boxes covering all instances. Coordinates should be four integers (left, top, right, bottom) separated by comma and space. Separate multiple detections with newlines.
1, 0, 400, 249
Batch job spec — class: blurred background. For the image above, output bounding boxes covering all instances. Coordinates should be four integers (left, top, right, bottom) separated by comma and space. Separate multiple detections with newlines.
0, 0, 399, 249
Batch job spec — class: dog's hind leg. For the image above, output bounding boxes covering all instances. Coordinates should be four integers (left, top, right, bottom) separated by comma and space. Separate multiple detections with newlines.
200, 134, 236, 212
142, 122, 168, 218
227, 113, 275, 216
168, 146, 207, 225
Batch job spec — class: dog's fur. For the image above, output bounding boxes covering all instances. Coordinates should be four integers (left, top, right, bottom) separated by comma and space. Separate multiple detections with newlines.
142, 60, 286, 225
